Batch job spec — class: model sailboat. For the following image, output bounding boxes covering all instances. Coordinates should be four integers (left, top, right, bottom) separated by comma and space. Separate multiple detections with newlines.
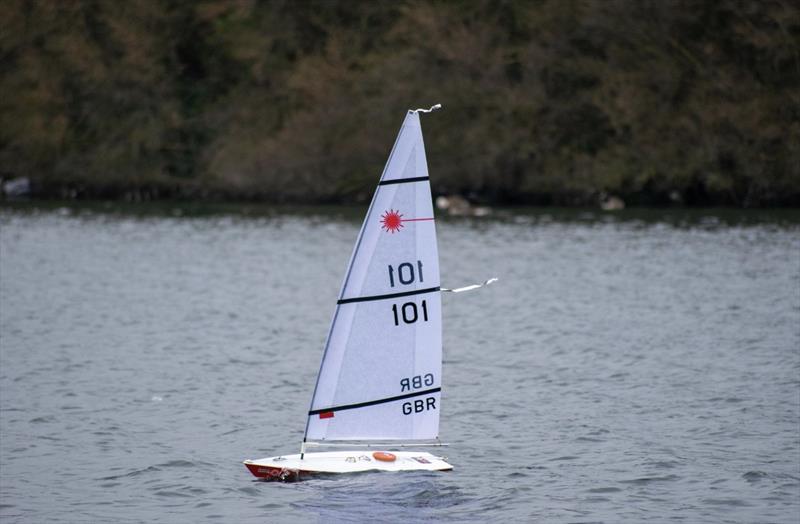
244, 104, 493, 480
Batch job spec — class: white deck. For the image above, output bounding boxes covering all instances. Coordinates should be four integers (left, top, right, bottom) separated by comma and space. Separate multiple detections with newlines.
244, 450, 452, 475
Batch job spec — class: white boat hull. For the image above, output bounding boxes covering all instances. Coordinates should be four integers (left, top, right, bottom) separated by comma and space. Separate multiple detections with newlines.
244, 450, 453, 480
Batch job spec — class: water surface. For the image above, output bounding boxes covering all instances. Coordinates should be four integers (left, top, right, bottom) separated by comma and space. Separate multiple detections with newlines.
1, 204, 798, 522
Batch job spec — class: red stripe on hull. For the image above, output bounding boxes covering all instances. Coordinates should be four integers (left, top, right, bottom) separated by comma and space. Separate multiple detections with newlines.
244, 462, 313, 481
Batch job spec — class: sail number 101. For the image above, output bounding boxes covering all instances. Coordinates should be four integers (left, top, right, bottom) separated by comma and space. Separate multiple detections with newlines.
391, 300, 428, 326
389, 260, 428, 326
388, 261, 423, 287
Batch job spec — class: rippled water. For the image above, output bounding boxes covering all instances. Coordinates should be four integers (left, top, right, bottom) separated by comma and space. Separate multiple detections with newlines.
1, 204, 798, 523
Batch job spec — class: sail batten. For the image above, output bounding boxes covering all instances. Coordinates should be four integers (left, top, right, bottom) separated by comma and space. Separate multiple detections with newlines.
309, 387, 442, 416
337, 286, 440, 305
377, 176, 430, 186
304, 110, 442, 442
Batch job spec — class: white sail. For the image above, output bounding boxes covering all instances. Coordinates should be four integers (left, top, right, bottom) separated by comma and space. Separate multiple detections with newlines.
304, 110, 442, 442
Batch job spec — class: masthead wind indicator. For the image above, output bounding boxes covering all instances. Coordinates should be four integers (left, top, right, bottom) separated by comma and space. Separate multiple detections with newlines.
411, 104, 442, 114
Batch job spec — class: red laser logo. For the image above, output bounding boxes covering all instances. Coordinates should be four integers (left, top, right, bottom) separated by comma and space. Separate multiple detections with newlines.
380, 209, 434, 233
381, 209, 404, 233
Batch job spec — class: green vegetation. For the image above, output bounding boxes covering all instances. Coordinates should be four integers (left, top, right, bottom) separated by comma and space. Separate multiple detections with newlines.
1, 0, 798, 206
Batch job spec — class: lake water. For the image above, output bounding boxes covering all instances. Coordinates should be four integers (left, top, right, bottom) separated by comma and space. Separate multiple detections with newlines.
1, 203, 798, 523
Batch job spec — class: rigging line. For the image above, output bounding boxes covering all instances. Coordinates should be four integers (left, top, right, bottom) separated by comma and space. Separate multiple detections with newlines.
304, 441, 449, 448
337, 286, 440, 305
309, 387, 441, 416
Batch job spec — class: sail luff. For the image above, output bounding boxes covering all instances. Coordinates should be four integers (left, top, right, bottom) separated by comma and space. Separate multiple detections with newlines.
301, 113, 414, 447
338, 113, 416, 300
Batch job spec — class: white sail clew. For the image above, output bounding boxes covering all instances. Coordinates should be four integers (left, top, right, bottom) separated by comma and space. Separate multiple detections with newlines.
305, 109, 442, 442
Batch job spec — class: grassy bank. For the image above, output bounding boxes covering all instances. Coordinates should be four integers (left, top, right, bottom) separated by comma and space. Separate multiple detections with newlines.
1, 0, 798, 207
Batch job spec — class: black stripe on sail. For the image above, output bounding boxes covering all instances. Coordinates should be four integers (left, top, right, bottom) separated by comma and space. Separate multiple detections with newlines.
338, 286, 440, 305
378, 176, 430, 186
309, 387, 441, 416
